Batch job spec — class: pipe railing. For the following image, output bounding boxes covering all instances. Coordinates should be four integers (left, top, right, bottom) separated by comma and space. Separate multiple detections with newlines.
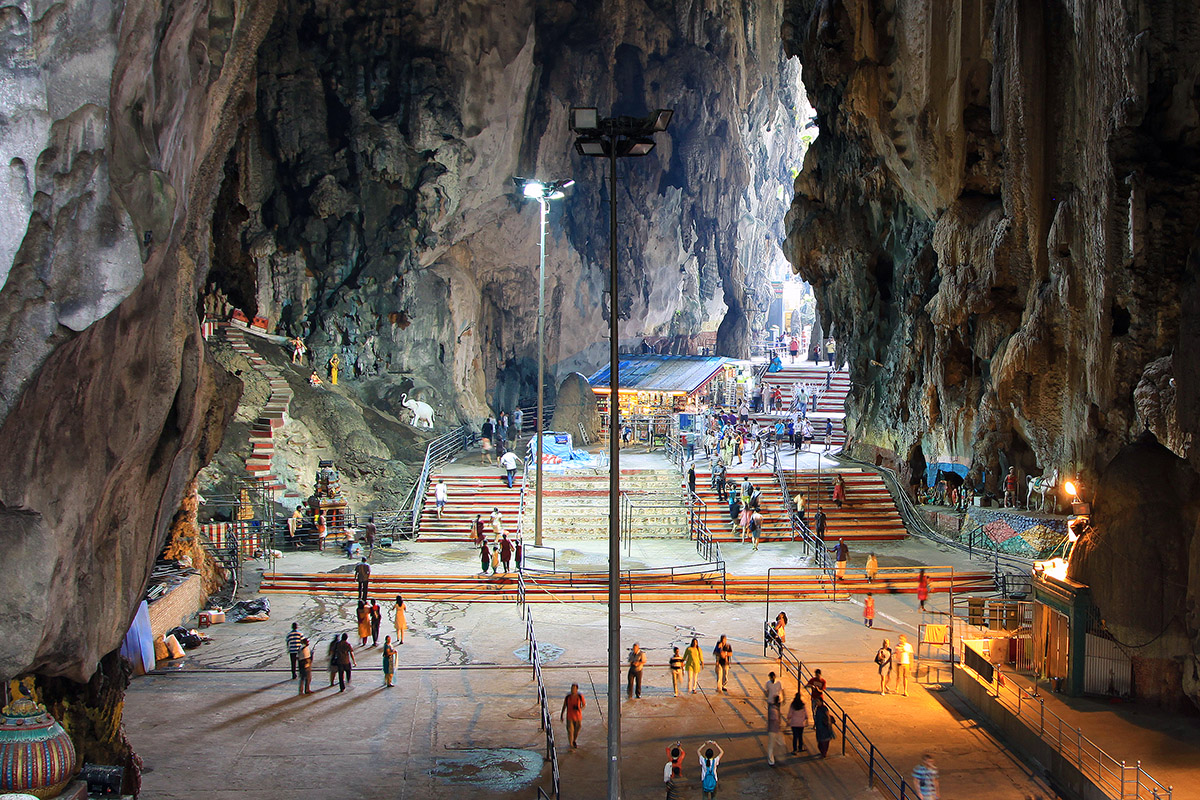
662, 429, 685, 474
522, 544, 557, 572
839, 454, 1033, 585
619, 490, 689, 551
515, 403, 556, 435
958, 649, 1172, 800
515, 457, 532, 540
764, 633, 918, 800
379, 424, 474, 539
524, 608, 561, 800
519, 560, 726, 602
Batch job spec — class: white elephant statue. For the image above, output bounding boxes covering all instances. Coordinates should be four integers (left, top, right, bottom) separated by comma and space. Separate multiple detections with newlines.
401, 393, 435, 429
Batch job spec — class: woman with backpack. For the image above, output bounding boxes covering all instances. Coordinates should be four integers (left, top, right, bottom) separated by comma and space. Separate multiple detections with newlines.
698, 740, 724, 799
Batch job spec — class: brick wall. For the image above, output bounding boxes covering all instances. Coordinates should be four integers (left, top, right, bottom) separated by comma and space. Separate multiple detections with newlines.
147, 575, 205, 640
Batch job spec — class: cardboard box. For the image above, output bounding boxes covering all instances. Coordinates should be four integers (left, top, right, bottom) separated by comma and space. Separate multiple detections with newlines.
198, 609, 225, 626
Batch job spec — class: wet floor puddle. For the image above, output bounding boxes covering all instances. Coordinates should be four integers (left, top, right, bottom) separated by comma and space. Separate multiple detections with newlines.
430, 748, 544, 790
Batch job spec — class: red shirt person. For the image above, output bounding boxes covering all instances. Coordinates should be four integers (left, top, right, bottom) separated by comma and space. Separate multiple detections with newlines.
560, 684, 586, 749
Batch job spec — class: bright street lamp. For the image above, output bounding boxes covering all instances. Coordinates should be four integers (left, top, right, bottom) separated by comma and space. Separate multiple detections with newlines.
514, 177, 573, 549
569, 106, 672, 800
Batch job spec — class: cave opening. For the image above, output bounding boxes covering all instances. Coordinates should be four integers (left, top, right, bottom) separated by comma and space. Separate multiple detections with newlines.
205, 154, 258, 319
1002, 432, 1042, 482
1111, 303, 1131, 337
873, 254, 894, 304
907, 442, 927, 492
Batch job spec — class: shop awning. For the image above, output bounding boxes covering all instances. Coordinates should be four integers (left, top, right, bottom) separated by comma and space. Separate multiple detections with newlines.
588, 355, 729, 395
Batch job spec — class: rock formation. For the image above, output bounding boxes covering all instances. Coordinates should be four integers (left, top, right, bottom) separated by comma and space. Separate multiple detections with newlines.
550, 372, 601, 444
0, 0, 810, 689
207, 0, 813, 426
782, 0, 1200, 708
0, 0, 274, 683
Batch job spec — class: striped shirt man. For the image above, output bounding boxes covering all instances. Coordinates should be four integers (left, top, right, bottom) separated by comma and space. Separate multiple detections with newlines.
286, 624, 304, 678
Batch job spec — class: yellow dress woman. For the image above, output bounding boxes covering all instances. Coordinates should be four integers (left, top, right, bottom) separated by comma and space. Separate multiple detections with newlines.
329, 353, 340, 385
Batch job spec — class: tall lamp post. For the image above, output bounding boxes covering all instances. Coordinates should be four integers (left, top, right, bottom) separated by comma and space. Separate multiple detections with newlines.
569, 105, 673, 800
514, 177, 573, 548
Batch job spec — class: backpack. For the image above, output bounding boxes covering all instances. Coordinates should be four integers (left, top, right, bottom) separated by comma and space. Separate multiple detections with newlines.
701, 759, 717, 792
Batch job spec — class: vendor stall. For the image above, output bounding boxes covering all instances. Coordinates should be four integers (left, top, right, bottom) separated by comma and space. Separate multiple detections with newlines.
587, 355, 729, 442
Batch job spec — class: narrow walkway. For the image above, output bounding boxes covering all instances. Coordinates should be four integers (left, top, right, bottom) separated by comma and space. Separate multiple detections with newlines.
1002, 671, 1199, 795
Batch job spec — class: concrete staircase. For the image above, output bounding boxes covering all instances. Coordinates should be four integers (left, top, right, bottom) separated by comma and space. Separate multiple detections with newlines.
414, 473, 525, 541
784, 470, 908, 542
690, 472, 792, 542
526, 470, 686, 539
223, 324, 299, 503
413, 468, 690, 541
751, 365, 850, 446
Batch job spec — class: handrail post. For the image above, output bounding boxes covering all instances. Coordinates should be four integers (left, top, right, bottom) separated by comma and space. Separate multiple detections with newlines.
868, 743, 876, 787
841, 710, 847, 755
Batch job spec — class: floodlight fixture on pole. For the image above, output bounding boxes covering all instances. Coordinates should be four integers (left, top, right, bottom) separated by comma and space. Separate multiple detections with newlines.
569, 105, 673, 800
513, 177, 573, 548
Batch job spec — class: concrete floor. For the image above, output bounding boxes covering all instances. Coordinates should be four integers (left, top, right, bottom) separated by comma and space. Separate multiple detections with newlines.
125, 530, 1050, 800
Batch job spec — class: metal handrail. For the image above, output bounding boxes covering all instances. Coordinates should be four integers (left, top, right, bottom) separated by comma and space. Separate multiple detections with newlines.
959, 651, 1172, 799
402, 424, 474, 538
766, 635, 918, 800
524, 608, 560, 800
839, 454, 1033, 580
520, 560, 725, 596
515, 457, 532, 539
773, 455, 834, 575
514, 402, 555, 435
522, 544, 557, 572
619, 490, 689, 550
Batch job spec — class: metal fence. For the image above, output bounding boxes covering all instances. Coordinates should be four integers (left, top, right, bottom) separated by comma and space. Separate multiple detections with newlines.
516, 457, 532, 538
619, 491, 688, 551
840, 454, 1033, 587
958, 648, 1172, 799
771, 443, 835, 577
387, 424, 475, 539
765, 633, 919, 800
522, 544, 557, 572
518, 561, 726, 608
522, 607, 561, 800
685, 491, 723, 563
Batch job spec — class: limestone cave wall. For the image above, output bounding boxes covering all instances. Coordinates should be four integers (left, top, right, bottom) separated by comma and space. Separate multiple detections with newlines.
0, 0, 808, 688
207, 0, 812, 421
782, 0, 1200, 708
0, 0, 269, 683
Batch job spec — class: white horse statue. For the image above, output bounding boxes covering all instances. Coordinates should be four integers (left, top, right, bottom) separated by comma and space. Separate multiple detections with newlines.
1026, 468, 1059, 514
400, 393, 435, 429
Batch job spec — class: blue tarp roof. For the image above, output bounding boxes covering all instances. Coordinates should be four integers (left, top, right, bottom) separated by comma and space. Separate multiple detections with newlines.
587, 355, 729, 394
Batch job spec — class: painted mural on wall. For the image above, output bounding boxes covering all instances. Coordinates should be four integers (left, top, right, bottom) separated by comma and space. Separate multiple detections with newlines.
965, 508, 1067, 560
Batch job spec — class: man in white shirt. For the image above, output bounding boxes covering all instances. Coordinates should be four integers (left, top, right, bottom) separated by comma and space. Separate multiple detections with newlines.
764, 671, 784, 764
765, 671, 783, 704
896, 634, 914, 696
433, 479, 448, 519
499, 449, 521, 488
